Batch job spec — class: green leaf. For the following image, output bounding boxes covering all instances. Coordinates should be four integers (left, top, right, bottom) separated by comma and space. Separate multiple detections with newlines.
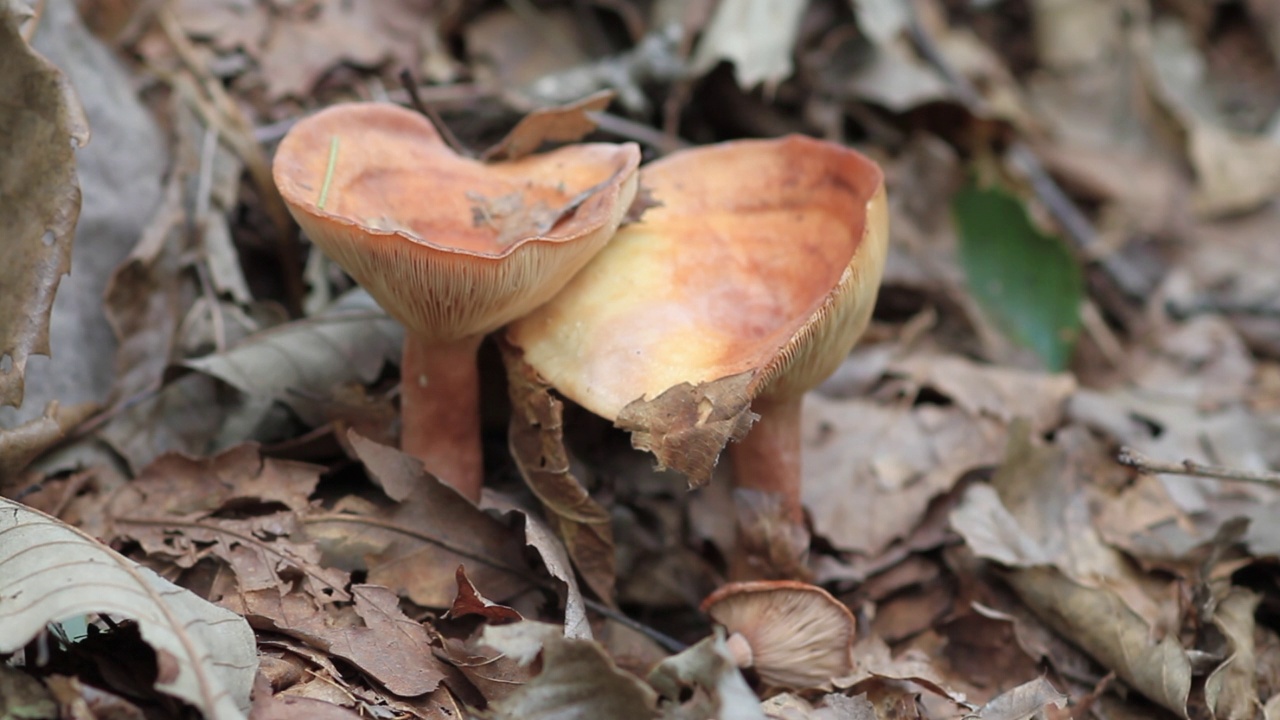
953, 183, 1083, 370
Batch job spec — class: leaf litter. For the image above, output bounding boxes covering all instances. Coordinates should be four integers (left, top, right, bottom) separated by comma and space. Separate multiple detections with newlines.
4, 1, 1280, 719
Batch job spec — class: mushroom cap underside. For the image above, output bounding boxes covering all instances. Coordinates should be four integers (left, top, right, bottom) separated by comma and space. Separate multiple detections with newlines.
702, 580, 857, 690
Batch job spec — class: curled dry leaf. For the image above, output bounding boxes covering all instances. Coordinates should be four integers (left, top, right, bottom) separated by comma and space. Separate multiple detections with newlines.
0, 2, 89, 409
502, 340, 616, 603
448, 565, 522, 625
648, 630, 767, 720
690, 0, 807, 91
481, 90, 616, 162
481, 621, 660, 720
0, 498, 257, 720
483, 490, 591, 639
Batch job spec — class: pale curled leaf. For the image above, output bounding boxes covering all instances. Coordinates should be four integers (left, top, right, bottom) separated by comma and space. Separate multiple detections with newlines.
184, 288, 402, 425
1204, 589, 1259, 720
481, 621, 660, 720
0, 3, 89, 408
972, 677, 1068, 720
648, 629, 766, 720
616, 372, 757, 488
0, 499, 257, 720
691, 0, 806, 91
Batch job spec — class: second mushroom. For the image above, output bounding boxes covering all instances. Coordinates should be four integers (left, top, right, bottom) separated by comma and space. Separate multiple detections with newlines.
507, 135, 888, 578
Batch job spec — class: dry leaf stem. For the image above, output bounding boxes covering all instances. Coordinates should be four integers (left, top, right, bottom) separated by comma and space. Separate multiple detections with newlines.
1117, 446, 1280, 486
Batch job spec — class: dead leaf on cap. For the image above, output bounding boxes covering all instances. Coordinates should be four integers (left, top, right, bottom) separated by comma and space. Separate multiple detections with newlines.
616, 371, 758, 488
0, 4, 89, 409
482, 90, 616, 162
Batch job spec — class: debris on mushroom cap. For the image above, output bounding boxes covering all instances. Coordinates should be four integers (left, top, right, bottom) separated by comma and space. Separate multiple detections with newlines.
272, 102, 641, 343
701, 580, 856, 690
506, 135, 889, 422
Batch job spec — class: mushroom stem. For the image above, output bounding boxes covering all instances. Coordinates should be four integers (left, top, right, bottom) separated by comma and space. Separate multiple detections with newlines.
729, 395, 805, 524
400, 333, 485, 503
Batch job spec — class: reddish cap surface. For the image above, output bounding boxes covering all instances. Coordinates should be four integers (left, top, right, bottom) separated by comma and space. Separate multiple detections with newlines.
273, 102, 640, 342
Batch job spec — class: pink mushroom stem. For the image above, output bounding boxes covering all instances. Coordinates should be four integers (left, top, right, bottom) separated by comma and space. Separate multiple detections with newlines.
728, 395, 806, 524
400, 333, 485, 503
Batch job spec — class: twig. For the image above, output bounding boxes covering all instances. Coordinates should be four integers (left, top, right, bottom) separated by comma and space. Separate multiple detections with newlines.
586, 110, 690, 155
1117, 446, 1280, 487
399, 70, 474, 158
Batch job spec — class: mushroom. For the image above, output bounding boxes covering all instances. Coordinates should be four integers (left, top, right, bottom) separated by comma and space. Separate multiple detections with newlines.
507, 135, 887, 575
702, 580, 856, 690
273, 103, 640, 501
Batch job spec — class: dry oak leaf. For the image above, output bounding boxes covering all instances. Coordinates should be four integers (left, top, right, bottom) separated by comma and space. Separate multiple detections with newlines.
0, 2, 89, 409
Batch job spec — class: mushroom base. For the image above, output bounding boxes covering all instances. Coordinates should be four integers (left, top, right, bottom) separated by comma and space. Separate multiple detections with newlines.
728, 396, 812, 580
401, 333, 485, 503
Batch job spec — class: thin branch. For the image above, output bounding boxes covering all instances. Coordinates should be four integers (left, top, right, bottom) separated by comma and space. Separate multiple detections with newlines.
399, 70, 474, 158
1117, 446, 1280, 487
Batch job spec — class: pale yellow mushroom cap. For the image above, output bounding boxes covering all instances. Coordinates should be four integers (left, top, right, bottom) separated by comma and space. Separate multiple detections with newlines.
702, 580, 857, 690
506, 135, 888, 420
272, 102, 641, 343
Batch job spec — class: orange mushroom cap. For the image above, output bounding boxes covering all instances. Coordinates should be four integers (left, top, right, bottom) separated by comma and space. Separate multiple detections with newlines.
506, 135, 888, 421
272, 102, 641, 343
701, 580, 857, 690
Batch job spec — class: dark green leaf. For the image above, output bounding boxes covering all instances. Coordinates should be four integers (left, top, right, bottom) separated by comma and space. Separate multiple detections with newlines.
954, 183, 1083, 370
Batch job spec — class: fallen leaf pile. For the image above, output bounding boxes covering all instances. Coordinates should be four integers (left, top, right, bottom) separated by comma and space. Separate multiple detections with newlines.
4, 0, 1280, 718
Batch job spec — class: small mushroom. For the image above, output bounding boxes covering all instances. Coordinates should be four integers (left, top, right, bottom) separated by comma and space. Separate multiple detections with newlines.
273, 102, 640, 501
702, 580, 856, 690
507, 135, 887, 575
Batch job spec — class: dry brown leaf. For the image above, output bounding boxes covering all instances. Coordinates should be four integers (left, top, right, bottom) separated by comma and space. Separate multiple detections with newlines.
616, 372, 757, 488
0, 2, 89, 409
0, 498, 257, 719
447, 565, 522, 625
482, 90, 616, 162
97, 444, 349, 607
229, 584, 447, 698
302, 432, 530, 608
502, 342, 616, 604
